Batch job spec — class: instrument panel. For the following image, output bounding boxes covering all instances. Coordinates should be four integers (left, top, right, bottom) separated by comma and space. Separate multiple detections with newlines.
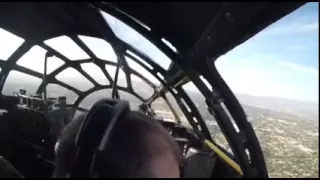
14, 106, 52, 143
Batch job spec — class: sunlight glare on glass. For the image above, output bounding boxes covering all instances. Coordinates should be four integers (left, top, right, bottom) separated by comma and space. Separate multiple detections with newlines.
161, 38, 177, 53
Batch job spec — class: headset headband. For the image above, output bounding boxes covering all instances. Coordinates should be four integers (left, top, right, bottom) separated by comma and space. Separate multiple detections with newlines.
70, 98, 130, 177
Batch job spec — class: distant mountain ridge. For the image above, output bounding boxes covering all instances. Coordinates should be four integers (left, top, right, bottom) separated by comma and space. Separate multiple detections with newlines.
181, 88, 318, 121
3, 78, 318, 120
235, 93, 318, 121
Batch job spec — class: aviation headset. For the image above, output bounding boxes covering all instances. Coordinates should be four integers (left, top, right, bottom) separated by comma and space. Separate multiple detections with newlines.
69, 98, 130, 178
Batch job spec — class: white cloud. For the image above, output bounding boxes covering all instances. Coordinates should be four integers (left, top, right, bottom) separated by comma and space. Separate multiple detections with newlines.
301, 22, 319, 31
280, 61, 318, 76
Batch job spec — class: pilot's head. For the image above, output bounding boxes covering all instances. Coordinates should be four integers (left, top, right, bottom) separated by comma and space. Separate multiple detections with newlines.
53, 111, 181, 178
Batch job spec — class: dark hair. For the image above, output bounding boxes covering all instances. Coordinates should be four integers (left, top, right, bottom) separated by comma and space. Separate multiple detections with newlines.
53, 111, 180, 178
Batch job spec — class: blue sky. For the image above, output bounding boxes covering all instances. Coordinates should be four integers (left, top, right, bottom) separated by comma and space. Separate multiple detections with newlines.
103, 3, 319, 103
215, 2, 319, 103
0, 3, 318, 103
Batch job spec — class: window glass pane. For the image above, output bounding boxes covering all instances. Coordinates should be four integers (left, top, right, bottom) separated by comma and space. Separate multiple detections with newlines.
0, 28, 25, 60
126, 56, 160, 85
17, 45, 64, 74
2, 71, 42, 95
101, 11, 172, 70
151, 96, 189, 128
78, 35, 117, 63
151, 93, 191, 128
105, 65, 127, 88
131, 74, 154, 100
214, 3, 318, 178
44, 35, 90, 60
46, 83, 78, 104
79, 89, 141, 110
118, 90, 142, 111
182, 81, 230, 151
56, 67, 94, 91
79, 89, 111, 109
126, 50, 153, 70
81, 63, 109, 86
